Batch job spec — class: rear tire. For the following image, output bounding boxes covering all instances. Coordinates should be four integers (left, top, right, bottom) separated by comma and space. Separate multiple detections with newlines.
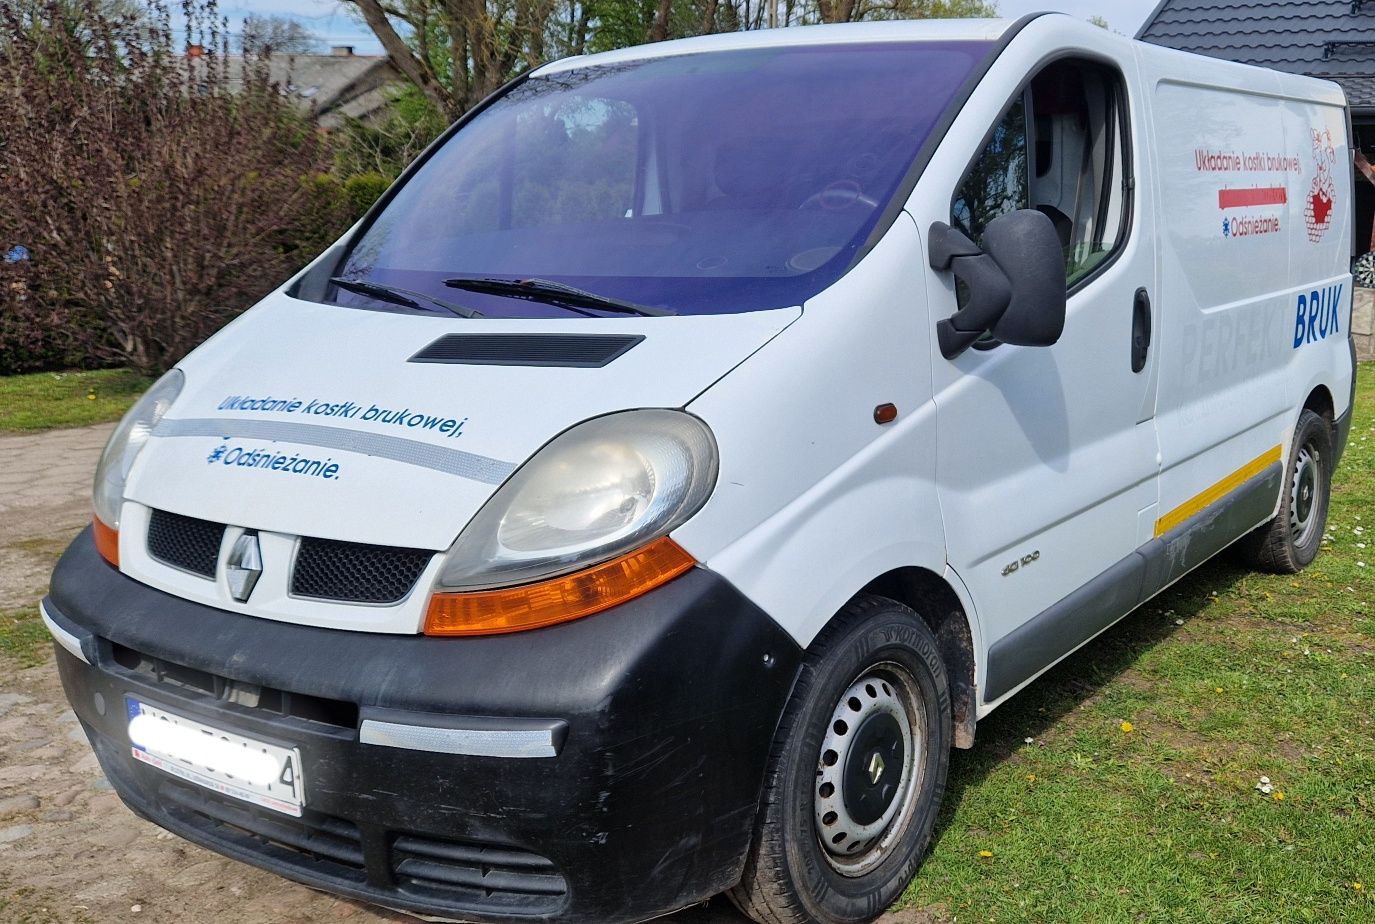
1233, 409, 1332, 574
728, 595, 951, 924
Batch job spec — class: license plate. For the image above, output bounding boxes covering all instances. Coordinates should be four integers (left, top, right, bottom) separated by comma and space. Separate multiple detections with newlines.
126, 698, 305, 817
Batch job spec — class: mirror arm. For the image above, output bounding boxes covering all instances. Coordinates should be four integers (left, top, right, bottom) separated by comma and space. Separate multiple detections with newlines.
928, 223, 1012, 360
928, 221, 984, 270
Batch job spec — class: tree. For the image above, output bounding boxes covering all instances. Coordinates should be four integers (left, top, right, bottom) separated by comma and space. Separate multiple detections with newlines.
813, 0, 996, 25
238, 14, 321, 54
346, 0, 577, 120
1088, 14, 1109, 29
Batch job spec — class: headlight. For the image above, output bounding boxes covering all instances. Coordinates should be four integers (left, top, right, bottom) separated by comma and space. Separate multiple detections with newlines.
435, 410, 718, 591
93, 369, 184, 530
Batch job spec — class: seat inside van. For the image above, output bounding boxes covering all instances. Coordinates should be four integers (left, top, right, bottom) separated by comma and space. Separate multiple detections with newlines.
952, 57, 1128, 287
1027, 60, 1126, 279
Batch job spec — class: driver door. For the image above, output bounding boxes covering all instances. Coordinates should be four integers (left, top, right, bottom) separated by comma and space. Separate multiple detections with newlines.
917, 49, 1161, 705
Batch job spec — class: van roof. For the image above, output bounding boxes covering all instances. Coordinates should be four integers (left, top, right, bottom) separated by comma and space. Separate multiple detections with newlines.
532, 18, 1028, 77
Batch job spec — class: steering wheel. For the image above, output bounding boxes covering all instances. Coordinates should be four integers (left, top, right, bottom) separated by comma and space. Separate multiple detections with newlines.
799, 180, 880, 212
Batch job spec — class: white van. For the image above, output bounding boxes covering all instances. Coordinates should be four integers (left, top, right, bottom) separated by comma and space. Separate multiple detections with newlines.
44, 15, 1356, 924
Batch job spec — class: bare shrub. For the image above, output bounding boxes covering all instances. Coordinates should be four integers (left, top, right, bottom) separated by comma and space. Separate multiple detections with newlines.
0, 0, 352, 374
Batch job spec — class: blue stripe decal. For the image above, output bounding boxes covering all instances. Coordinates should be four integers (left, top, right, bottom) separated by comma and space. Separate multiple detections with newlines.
154, 418, 516, 485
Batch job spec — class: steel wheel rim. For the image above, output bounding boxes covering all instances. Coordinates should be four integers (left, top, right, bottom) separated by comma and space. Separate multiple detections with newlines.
813, 663, 925, 877
1289, 443, 1321, 545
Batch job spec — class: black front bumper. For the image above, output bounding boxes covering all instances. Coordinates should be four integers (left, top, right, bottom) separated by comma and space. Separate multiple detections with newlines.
47, 528, 802, 923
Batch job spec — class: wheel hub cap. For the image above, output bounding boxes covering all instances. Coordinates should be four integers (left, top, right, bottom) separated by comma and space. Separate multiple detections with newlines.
843, 713, 905, 825
814, 669, 921, 876
1289, 444, 1321, 544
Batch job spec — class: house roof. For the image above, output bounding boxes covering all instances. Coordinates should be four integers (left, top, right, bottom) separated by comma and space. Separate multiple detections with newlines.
1138, 0, 1375, 109
218, 52, 403, 127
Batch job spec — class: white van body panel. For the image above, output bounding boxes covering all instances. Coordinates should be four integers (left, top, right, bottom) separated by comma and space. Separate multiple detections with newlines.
674, 214, 947, 648
1138, 44, 1354, 542
120, 295, 798, 632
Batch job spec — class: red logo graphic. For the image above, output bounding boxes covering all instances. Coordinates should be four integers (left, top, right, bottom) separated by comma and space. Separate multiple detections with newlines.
1311, 189, 1333, 226
1218, 187, 1288, 209
1304, 128, 1336, 243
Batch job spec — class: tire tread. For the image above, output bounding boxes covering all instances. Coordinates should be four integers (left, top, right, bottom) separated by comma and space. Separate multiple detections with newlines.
727, 595, 946, 924
1234, 410, 1332, 575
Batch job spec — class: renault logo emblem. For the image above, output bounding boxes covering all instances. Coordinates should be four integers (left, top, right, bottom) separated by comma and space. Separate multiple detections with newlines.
226, 532, 262, 602
867, 751, 886, 786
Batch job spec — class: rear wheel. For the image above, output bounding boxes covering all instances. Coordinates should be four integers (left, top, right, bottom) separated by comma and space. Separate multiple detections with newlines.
1234, 409, 1332, 573
728, 595, 950, 924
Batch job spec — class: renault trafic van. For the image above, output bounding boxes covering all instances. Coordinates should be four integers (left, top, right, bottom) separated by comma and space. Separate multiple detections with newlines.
44, 15, 1356, 924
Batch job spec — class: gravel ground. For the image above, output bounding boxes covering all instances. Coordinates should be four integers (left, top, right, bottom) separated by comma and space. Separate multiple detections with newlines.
0, 424, 930, 924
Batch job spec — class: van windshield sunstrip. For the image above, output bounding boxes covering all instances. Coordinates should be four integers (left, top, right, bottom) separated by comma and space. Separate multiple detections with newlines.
332, 42, 992, 317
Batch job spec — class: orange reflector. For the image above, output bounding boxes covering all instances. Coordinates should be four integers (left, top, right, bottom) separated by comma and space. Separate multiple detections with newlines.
93, 516, 119, 567
424, 537, 696, 636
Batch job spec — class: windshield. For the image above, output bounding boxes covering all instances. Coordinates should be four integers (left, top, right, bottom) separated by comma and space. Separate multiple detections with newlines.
334, 41, 991, 318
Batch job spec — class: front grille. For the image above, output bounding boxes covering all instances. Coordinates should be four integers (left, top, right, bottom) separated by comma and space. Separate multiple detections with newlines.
110, 643, 359, 729
393, 834, 567, 911
292, 537, 432, 604
147, 509, 225, 578
144, 508, 431, 605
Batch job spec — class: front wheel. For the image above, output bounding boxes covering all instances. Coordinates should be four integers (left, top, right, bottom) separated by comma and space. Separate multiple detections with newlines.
729, 596, 951, 924
1233, 409, 1333, 573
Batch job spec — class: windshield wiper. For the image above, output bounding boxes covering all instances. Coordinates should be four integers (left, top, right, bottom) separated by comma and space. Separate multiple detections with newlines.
330, 277, 483, 319
442, 276, 674, 317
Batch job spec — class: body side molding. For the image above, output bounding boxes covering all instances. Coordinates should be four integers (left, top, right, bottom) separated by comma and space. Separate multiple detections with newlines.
984, 463, 1282, 702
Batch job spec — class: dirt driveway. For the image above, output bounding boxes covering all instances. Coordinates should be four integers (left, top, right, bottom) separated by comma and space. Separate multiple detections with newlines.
0, 424, 927, 924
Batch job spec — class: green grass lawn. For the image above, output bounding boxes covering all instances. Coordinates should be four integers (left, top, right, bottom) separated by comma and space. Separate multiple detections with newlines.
0, 369, 150, 431
902, 367, 1374, 922
0, 606, 47, 668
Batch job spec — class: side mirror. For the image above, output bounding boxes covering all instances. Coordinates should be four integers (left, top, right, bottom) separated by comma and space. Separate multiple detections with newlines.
928, 209, 1067, 359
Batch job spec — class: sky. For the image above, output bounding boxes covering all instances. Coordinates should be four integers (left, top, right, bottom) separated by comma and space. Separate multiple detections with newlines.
216, 1, 379, 53
226, 0, 1162, 57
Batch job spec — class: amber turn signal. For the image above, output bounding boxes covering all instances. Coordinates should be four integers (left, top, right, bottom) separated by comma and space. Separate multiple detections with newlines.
93, 516, 119, 567
424, 537, 696, 636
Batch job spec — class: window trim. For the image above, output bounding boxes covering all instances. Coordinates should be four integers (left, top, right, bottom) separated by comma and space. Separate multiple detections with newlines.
946, 50, 1136, 303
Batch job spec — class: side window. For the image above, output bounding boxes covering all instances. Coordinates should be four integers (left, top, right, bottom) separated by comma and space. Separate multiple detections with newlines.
953, 59, 1130, 289
952, 95, 1029, 243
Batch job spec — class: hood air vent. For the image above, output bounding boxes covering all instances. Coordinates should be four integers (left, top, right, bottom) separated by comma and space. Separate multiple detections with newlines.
409, 333, 643, 368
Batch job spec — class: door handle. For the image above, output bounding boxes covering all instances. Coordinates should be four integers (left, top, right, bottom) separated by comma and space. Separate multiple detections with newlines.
1131, 287, 1151, 373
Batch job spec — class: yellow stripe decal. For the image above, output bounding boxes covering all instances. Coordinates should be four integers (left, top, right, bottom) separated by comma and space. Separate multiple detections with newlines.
1154, 445, 1283, 538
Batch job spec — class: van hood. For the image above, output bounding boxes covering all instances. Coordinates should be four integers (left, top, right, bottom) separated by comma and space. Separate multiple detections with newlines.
126, 294, 799, 551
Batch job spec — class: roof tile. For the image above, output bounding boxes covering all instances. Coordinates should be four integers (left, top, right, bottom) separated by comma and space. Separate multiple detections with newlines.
1139, 0, 1375, 78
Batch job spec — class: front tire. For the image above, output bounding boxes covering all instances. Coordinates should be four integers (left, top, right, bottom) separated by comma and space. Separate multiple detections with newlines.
729, 595, 951, 924
1234, 409, 1333, 574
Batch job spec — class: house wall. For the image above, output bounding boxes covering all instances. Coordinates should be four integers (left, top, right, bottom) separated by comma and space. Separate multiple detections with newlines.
1356, 287, 1375, 361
